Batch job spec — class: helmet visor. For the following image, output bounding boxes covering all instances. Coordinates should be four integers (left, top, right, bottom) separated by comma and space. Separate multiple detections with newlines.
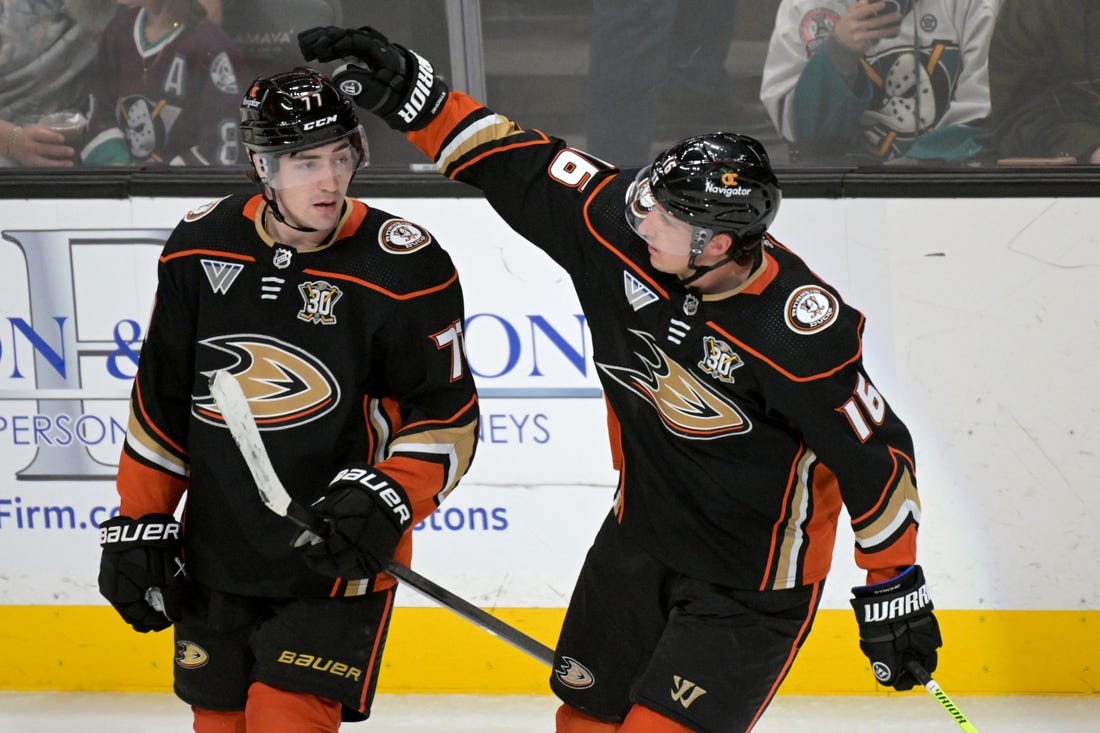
625, 166, 713, 254
252, 127, 369, 190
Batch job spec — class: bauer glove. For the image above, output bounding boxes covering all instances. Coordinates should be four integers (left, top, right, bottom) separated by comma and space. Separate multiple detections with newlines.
297, 25, 448, 131
293, 465, 412, 578
850, 564, 942, 690
98, 514, 188, 632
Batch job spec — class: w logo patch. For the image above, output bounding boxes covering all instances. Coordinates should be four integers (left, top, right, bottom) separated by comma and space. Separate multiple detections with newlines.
201, 259, 243, 294
671, 675, 707, 709
623, 271, 658, 311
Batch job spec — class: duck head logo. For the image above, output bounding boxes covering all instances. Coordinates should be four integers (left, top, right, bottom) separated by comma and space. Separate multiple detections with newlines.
192, 334, 340, 430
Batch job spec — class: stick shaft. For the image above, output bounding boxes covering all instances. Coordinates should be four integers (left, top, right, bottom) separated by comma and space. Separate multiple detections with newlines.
209, 369, 555, 666
906, 661, 980, 732
385, 561, 554, 665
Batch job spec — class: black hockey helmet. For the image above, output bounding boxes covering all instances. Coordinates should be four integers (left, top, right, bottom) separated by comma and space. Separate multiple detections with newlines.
239, 66, 366, 160
645, 132, 781, 242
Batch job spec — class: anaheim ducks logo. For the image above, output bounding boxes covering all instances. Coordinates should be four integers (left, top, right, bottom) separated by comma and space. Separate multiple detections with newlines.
184, 195, 229, 222
785, 285, 839, 334
379, 218, 432, 254
193, 334, 340, 429
598, 330, 751, 439
175, 640, 209, 669
555, 656, 595, 689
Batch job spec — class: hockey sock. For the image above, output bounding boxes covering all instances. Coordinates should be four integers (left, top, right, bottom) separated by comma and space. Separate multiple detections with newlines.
245, 681, 342, 732
620, 704, 694, 733
555, 703, 620, 732
192, 707, 245, 733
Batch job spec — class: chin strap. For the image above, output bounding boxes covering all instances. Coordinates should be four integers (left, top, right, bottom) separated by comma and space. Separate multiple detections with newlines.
680, 228, 735, 285
263, 191, 319, 233
680, 234, 762, 286
679, 254, 736, 286
257, 167, 362, 236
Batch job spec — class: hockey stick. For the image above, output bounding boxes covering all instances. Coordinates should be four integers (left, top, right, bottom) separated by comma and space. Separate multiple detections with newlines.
208, 369, 555, 666
906, 660, 980, 732
384, 561, 553, 666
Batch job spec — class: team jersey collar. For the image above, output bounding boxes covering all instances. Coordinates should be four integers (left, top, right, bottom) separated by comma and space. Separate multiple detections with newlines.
132, 9, 187, 58
702, 251, 777, 302
245, 195, 367, 252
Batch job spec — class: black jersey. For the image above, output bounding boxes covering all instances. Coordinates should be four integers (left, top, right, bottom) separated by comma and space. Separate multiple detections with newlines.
408, 93, 920, 590
117, 194, 479, 598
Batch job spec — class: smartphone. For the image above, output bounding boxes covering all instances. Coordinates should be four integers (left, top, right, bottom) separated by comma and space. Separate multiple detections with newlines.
872, 0, 913, 18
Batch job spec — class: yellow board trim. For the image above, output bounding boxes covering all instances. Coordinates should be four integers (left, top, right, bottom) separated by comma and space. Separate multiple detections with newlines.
2, 606, 1096, 695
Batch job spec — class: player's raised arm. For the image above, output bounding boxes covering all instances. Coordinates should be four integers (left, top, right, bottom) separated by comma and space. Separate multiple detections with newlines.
298, 26, 448, 132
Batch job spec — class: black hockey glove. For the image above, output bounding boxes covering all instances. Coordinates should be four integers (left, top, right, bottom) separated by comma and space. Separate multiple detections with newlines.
98, 514, 188, 633
297, 25, 448, 131
850, 565, 942, 690
293, 465, 413, 578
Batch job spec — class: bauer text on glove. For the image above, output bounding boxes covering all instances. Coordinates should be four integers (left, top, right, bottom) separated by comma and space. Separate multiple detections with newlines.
98, 513, 189, 632
294, 464, 412, 578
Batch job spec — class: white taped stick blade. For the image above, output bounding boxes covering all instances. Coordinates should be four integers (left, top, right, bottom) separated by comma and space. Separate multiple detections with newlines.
144, 587, 165, 613
208, 370, 293, 517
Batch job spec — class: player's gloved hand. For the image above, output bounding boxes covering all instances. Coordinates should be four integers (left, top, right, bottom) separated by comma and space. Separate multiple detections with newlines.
298, 26, 448, 131
98, 514, 188, 633
850, 565, 942, 690
294, 465, 413, 578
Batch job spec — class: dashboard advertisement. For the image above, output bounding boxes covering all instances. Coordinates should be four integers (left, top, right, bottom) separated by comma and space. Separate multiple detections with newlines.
0, 194, 1096, 615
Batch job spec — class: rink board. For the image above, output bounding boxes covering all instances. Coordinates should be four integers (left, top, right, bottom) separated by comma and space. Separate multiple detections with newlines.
1, 606, 1097, 696
1, 197, 1098, 698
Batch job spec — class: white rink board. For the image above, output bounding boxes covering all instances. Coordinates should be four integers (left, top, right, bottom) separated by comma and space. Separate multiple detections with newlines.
0, 195, 1096, 612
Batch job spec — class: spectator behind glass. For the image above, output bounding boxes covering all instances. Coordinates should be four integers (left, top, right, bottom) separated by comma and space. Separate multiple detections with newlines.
82, 0, 242, 166
585, 0, 738, 167
760, 0, 997, 165
0, 0, 114, 167
990, 0, 1100, 165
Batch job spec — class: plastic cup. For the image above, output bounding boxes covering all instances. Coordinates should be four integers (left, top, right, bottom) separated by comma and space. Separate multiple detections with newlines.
38, 110, 87, 147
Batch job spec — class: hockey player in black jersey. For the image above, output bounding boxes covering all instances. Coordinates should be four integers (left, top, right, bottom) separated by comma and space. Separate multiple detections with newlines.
96, 67, 479, 732
298, 26, 943, 733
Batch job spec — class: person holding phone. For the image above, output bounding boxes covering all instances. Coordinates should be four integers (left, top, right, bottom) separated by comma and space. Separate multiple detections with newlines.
760, 0, 998, 164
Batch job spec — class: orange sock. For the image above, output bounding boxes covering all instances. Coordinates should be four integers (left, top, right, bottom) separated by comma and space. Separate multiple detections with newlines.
244, 681, 342, 732
192, 707, 245, 733
556, 703, 620, 732
620, 704, 694, 732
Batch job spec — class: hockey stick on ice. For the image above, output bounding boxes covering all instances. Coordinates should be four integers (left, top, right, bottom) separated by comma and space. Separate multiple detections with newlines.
208, 369, 555, 666
906, 660, 980, 732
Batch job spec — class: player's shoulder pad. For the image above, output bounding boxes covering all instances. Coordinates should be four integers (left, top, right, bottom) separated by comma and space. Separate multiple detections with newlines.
161, 194, 250, 256
737, 250, 865, 380
360, 208, 458, 296
181, 194, 236, 224
376, 216, 436, 256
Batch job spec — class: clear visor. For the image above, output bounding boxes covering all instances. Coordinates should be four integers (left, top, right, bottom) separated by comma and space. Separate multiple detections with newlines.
625, 166, 712, 254
253, 126, 369, 190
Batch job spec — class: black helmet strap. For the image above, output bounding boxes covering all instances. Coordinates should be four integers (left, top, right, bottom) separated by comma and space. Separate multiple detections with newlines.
262, 190, 319, 233
679, 231, 761, 286
258, 174, 362, 239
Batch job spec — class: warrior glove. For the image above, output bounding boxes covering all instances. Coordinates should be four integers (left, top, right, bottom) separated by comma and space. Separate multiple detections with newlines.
294, 465, 412, 578
98, 514, 188, 632
298, 25, 448, 131
850, 565, 942, 690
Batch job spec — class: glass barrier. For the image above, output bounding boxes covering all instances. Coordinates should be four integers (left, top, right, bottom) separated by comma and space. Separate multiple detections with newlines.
2, 0, 1097, 178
